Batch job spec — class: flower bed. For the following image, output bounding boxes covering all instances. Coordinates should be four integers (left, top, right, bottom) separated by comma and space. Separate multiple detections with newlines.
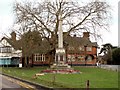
41, 69, 80, 74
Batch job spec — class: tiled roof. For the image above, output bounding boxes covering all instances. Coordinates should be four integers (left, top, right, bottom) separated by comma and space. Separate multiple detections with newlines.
0, 33, 98, 54
0, 37, 22, 50
64, 35, 98, 47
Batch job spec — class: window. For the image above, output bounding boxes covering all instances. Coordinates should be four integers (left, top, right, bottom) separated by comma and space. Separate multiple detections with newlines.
0, 47, 12, 53
67, 54, 75, 62
87, 56, 92, 61
79, 46, 84, 51
0, 57, 11, 65
68, 46, 74, 50
78, 55, 84, 60
86, 47, 92, 51
34, 54, 45, 61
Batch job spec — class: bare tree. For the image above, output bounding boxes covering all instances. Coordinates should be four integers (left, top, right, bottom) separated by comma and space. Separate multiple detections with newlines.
21, 30, 42, 67
14, 0, 111, 40
13, 0, 111, 65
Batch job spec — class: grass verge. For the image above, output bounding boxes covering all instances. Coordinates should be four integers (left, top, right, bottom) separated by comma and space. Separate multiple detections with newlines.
1, 66, 118, 88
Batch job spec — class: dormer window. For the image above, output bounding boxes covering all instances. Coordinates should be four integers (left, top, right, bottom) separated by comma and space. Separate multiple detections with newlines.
79, 46, 84, 51
86, 47, 92, 51
68, 46, 74, 50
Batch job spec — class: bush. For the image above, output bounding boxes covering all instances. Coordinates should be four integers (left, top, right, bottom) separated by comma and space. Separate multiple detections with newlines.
112, 48, 120, 65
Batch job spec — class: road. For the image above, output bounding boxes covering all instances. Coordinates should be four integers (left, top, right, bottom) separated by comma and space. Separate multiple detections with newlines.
0, 74, 29, 90
0, 74, 51, 90
100, 65, 119, 71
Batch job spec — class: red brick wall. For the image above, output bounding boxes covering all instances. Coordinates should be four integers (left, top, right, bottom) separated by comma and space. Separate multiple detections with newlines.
66, 46, 97, 65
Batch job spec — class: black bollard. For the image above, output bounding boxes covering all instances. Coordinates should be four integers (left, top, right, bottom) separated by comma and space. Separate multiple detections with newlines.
86, 80, 89, 90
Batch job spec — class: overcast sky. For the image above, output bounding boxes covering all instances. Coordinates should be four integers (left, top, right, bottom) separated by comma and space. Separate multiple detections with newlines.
0, 0, 119, 47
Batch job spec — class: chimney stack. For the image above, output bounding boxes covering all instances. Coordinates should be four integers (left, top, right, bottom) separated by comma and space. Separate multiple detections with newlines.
11, 31, 16, 42
83, 32, 90, 38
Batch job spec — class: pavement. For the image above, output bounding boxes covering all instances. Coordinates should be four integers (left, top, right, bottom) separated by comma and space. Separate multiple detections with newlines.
1, 73, 53, 90
0, 74, 36, 90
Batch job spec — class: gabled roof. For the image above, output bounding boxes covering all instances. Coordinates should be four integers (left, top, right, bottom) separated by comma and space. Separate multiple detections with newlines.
0, 37, 11, 47
0, 32, 98, 55
64, 35, 98, 47
0, 37, 22, 50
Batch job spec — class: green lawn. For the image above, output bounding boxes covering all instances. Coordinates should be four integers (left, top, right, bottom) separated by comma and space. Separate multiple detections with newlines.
1, 66, 119, 88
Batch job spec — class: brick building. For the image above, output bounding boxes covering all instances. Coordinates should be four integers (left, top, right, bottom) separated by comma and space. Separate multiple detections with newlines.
65, 32, 97, 65
32, 32, 98, 66
0, 32, 98, 66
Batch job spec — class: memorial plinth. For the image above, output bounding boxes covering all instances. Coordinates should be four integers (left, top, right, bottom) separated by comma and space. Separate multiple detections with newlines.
50, 10, 71, 70
41, 8, 79, 74
50, 48, 71, 69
